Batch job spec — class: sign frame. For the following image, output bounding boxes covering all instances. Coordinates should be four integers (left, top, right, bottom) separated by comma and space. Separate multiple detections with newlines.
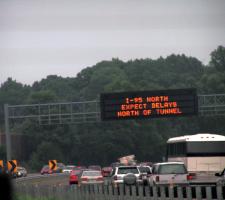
100, 88, 198, 121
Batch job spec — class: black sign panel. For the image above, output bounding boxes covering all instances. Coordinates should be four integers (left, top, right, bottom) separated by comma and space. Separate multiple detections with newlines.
100, 88, 198, 120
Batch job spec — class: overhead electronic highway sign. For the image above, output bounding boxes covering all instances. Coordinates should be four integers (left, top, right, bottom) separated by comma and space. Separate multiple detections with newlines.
100, 88, 198, 120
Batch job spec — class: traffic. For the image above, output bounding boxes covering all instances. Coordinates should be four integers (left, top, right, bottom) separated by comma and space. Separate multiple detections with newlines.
1, 133, 224, 189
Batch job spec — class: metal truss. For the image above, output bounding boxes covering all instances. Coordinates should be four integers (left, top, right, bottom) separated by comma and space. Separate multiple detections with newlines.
198, 94, 225, 116
7, 101, 101, 125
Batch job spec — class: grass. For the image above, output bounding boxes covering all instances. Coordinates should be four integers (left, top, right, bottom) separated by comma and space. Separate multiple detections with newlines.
15, 194, 58, 200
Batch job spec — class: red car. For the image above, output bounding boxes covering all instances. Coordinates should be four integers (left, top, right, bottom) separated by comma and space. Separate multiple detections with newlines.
101, 167, 112, 177
69, 169, 82, 185
41, 165, 52, 175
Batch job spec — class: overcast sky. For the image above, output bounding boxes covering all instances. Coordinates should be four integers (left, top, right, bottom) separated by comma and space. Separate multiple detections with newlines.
0, 0, 225, 85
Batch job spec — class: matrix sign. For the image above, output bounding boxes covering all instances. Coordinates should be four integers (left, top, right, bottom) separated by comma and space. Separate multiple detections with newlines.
100, 88, 198, 120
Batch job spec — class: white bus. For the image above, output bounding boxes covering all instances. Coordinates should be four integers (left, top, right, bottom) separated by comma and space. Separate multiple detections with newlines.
167, 133, 225, 173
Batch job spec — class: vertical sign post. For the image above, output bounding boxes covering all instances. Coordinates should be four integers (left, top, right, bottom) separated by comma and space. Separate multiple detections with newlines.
4, 104, 11, 161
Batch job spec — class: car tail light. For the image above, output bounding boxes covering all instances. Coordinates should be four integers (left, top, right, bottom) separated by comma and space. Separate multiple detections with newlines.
114, 175, 117, 180
156, 176, 160, 182
187, 173, 195, 180
82, 177, 88, 181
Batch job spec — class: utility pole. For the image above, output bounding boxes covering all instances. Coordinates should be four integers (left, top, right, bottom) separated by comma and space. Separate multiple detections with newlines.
4, 104, 11, 161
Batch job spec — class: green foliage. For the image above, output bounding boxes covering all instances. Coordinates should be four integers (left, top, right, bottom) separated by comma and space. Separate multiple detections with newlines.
29, 141, 64, 170
0, 46, 225, 170
210, 46, 225, 72
28, 90, 57, 104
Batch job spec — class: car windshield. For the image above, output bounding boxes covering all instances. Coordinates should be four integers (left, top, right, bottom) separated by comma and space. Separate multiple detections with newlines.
158, 164, 187, 174
139, 166, 151, 174
65, 166, 75, 170
42, 166, 49, 170
82, 171, 101, 176
118, 167, 139, 174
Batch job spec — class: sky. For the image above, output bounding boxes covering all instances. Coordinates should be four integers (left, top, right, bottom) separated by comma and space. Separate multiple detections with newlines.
0, 0, 225, 85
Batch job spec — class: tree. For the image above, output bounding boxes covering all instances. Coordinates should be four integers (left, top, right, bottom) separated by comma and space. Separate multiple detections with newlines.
210, 46, 225, 72
27, 90, 57, 104
29, 141, 63, 170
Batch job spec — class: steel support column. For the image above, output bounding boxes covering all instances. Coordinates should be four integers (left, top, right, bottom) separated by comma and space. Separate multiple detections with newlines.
4, 104, 11, 161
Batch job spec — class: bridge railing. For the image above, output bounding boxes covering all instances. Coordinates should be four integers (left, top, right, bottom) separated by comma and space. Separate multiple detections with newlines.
16, 183, 225, 200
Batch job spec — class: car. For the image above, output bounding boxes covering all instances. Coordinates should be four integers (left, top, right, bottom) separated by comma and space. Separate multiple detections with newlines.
69, 169, 82, 185
111, 166, 142, 186
138, 166, 152, 185
53, 162, 66, 173
215, 168, 225, 186
16, 167, 27, 177
78, 170, 104, 185
63, 165, 75, 173
148, 162, 192, 186
101, 167, 112, 177
41, 165, 53, 175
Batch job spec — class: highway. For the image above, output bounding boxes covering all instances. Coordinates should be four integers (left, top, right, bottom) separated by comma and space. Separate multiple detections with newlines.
14, 172, 220, 187
14, 173, 70, 186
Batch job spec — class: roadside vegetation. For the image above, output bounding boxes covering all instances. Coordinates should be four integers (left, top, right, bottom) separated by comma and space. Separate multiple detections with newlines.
15, 195, 56, 200
0, 46, 225, 170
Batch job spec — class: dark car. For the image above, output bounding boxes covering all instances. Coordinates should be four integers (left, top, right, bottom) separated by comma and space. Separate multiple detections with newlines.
101, 167, 112, 177
138, 166, 152, 185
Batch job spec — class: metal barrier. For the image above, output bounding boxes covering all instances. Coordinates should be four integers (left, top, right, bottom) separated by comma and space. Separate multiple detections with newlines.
15, 184, 225, 200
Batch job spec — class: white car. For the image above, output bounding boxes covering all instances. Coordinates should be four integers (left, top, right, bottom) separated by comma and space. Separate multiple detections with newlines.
79, 170, 104, 185
148, 162, 191, 186
62, 165, 75, 173
111, 166, 142, 186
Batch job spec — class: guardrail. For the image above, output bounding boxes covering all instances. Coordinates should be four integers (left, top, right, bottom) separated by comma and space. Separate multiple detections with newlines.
16, 184, 225, 200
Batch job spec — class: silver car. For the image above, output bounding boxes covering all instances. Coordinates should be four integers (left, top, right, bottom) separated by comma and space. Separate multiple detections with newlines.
215, 168, 225, 186
148, 162, 190, 186
16, 167, 27, 177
